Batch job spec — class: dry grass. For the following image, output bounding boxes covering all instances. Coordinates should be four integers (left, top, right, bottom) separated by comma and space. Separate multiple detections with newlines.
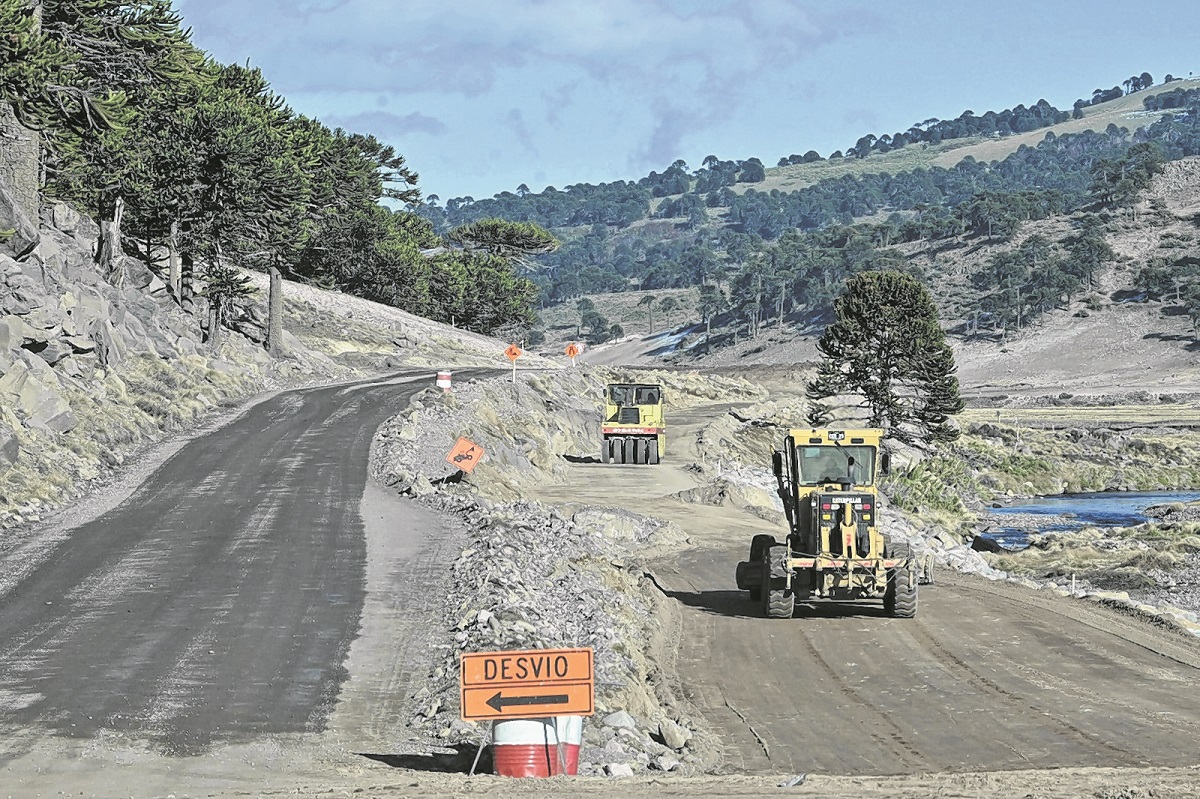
741, 78, 1200, 196
960, 404, 1200, 427
987, 522, 1200, 583
0, 354, 258, 525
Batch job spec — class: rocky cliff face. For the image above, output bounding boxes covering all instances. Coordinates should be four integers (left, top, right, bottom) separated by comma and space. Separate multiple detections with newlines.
0, 103, 39, 223
0, 172, 504, 530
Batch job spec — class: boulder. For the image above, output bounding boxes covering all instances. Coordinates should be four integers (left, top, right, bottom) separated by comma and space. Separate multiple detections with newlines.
603, 710, 638, 731
0, 315, 27, 352
0, 360, 77, 432
970, 534, 1009, 553
657, 718, 692, 750
34, 339, 74, 367
0, 423, 18, 472
651, 754, 681, 772
50, 201, 81, 233
0, 179, 39, 258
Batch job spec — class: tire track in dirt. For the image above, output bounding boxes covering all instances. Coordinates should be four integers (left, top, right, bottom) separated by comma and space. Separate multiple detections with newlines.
906, 618, 1143, 766
792, 624, 934, 770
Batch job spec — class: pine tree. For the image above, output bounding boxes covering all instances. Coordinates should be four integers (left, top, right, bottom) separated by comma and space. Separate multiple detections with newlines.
806, 270, 964, 444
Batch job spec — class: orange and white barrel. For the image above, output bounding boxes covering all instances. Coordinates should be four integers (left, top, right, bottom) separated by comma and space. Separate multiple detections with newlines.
492, 716, 582, 777
436, 371, 452, 391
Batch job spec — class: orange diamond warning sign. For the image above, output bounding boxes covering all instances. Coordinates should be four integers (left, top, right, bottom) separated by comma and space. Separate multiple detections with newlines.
446, 437, 485, 473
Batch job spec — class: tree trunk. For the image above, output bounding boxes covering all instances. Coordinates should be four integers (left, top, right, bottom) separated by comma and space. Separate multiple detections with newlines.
98, 196, 125, 286
168, 221, 181, 302
267, 265, 285, 356
180, 250, 195, 314
208, 298, 221, 348
180, 221, 195, 314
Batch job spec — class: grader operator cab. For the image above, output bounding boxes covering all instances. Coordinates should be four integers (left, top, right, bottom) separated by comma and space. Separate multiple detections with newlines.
600, 383, 665, 465
735, 428, 918, 618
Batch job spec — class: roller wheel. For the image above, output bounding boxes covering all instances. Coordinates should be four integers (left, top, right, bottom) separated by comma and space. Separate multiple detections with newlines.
762, 544, 794, 619
600, 439, 611, 464
648, 439, 660, 465
634, 438, 648, 465
885, 566, 918, 618
618, 439, 629, 464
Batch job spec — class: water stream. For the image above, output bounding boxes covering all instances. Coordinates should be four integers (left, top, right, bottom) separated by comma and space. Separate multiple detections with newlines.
983, 490, 1200, 549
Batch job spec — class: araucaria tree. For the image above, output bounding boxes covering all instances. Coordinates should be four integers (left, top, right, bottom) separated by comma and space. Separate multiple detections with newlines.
806, 271, 964, 443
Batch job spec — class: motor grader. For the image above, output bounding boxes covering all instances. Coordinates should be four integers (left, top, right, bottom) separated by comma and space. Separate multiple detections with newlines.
599, 382, 665, 465
735, 428, 918, 618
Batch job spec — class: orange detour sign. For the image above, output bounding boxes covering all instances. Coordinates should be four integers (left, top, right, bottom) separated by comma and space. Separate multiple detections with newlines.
460, 647, 595, 720
564, 343, 580, 358
446, 437, 485, 473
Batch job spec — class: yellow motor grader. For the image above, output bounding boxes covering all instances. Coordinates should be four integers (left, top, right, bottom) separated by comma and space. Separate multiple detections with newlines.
600, 383, 665, 465
735, 428, 918, 618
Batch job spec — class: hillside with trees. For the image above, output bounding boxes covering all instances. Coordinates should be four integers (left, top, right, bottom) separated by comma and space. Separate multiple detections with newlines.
0, 0, 553, 338
418, 74, 1200, 349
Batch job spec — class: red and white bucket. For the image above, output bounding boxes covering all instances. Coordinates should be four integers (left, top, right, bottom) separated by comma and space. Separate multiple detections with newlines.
436, 371, 452, 392
492, 716, 583, 777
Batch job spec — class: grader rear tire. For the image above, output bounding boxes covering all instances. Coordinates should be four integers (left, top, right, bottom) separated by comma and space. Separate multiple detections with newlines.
762, 544, 794, 619
885, 567, 918, 618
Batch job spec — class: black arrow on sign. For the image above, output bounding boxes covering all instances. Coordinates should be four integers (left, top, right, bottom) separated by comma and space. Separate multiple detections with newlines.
486, 691, 569, 713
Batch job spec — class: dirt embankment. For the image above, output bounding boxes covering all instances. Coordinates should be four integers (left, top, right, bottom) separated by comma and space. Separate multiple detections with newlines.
371, 366, 765, 775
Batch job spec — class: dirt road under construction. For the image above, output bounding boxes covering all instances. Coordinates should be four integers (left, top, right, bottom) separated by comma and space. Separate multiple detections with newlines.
2, 375, 1200, 796
532, 404, 1200, 778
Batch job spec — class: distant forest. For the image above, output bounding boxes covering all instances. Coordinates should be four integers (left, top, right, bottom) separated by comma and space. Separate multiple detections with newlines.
419, 75, 1200, 343
3, 6, 1195, 343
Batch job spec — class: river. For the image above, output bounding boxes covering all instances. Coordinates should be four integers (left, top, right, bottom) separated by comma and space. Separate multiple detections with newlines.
983, 490, 1200, 548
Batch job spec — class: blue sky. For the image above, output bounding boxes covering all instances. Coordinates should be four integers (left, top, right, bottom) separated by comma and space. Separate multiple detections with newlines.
174, 0, 1200, 204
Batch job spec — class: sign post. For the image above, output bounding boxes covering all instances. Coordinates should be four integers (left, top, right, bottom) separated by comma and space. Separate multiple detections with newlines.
564, 342, 579, 366
504, 343, 522, 382
459, 646, 594, 721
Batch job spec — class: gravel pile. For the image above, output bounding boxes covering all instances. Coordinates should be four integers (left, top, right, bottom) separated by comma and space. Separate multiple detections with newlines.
398, 492, 706, 774
371, 368, 731, 775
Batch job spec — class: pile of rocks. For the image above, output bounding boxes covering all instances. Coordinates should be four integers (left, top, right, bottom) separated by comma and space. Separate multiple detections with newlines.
372, 367, 732, 774
397, 492, 708, 775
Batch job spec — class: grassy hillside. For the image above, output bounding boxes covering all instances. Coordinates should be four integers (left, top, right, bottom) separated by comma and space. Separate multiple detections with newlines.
573, 158, 1200, 397
744, 78, 1200, 196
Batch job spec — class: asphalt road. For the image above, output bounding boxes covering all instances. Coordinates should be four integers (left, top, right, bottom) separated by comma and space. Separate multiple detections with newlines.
0, 370, 481, 757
